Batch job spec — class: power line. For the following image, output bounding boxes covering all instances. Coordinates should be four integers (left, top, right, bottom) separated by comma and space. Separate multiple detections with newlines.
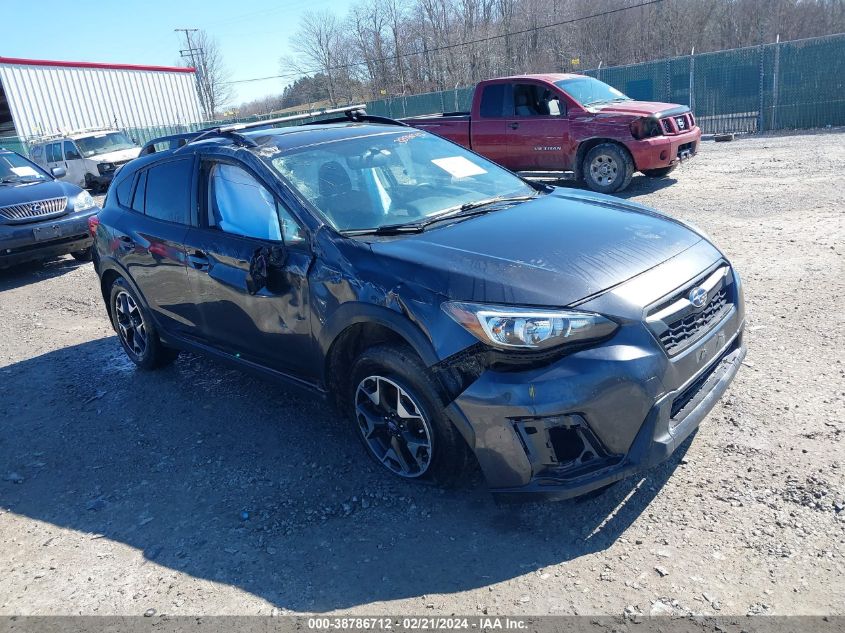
222, 0, 666, 85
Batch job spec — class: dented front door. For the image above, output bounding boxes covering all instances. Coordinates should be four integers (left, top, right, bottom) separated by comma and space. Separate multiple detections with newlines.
182, 227, 313, 377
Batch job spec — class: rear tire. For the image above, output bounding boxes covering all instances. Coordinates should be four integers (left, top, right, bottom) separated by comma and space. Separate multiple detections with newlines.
109, 278, 178, 370
71, 247, 92, 262
349, 343, 469, 488
642, 165, 677, 178
582, 143, 634, 193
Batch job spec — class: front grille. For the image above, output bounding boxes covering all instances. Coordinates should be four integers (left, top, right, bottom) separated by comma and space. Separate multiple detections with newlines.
660, 114, 693, 134
660, 288, 729, 353
0, 197, 68, 223
670, 341, 736, 419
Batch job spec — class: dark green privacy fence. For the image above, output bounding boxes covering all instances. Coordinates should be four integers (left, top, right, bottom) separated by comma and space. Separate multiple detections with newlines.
584, 33, 845, 134
2, 34, 842, 157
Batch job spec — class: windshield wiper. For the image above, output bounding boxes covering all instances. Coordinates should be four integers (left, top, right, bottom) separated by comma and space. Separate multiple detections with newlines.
341, 194, 539, 237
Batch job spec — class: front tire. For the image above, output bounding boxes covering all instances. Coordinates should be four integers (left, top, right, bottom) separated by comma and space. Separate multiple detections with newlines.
349, 344, 469, 488
642, 165, 677, 178
109, 278, 178, 370
582, 143, 634, 193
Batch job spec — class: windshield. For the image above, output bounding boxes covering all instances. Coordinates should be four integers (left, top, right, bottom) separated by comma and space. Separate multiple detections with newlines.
555, 77, 630, 107
266, 130, 534, 232
75, 132, 136, 158
0, 152, 50, 184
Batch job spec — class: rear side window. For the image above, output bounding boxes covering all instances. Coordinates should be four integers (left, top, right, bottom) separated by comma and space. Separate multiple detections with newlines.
114, 171, 135, 207
479, 84, 506, 118
142, 159, 192, 224
132, 170, 148, 213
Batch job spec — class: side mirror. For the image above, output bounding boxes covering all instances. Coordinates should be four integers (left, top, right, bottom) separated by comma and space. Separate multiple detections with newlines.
51, 166, 67, 178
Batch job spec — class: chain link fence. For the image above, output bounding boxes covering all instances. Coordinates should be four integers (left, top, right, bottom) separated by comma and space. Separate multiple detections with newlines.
2, 33, 842, 157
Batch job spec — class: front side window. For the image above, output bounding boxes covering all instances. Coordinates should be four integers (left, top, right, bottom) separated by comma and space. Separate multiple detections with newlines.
208, 163, 304, 244
513, 84, 563, 117
267, 130, 534, 232
143, 159, 192, 224
555, 77, 630, 107
64, 141, 80, 160
75, 132, 136, 158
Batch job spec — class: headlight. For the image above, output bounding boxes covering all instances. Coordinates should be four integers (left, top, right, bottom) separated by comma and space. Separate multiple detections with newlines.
630, 116, 663, 140
74, 190, 97, 211
442, 302, 618, 350
97, 162, 115, 175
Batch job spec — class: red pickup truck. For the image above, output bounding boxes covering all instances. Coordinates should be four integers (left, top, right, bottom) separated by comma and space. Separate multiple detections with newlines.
402, 74, 701, 194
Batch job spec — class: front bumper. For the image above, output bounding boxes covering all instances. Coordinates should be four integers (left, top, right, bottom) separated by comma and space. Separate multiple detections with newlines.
0, 209, 96, 267
631, 127, 702, 171
445, 248, 745, 501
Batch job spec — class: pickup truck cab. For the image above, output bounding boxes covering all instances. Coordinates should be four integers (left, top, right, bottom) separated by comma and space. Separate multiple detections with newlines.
403, 74, 701, 193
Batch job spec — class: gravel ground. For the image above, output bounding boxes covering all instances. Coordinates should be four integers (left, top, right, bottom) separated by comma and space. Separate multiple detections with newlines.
0, 131, 843, 617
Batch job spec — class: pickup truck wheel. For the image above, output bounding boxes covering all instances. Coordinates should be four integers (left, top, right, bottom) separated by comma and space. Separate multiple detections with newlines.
109, 278, 178, 370
349, 344, 469, 488
642, 165, 677, 178
583, 143, 634, 193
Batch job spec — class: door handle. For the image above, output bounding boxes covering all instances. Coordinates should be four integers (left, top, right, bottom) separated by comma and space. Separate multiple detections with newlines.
509, 122, 520, 130
188, 250, 210, 271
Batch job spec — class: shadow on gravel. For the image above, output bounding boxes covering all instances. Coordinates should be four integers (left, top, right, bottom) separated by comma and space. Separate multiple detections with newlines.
0, 338, 691, 612
0, 256, 90, 292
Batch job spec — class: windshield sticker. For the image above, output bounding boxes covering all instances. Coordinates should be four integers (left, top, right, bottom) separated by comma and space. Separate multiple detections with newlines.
11, 166, 39, 177
431, 156, 487, 178
393, 132, 423, 144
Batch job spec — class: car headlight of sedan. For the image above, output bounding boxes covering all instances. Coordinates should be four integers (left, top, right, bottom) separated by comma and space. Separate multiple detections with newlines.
442, 301, 618, 350
74, 190, 97, 212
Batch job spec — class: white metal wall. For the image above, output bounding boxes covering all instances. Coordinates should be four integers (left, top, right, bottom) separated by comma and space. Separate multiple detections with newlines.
0, 62, 204, 139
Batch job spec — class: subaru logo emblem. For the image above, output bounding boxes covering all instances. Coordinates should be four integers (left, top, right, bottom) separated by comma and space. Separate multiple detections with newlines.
689, 286, 708, 308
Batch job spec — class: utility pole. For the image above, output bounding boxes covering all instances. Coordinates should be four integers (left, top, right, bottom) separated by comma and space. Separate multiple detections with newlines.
175, 28, 210, 120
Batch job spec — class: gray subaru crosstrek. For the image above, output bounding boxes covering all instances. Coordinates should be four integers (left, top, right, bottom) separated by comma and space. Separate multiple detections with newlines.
92, 113, 746, 501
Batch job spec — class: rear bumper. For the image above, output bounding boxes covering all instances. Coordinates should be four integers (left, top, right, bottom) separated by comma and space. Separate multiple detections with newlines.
630, 127, 702, 171
0, 209, 96, 267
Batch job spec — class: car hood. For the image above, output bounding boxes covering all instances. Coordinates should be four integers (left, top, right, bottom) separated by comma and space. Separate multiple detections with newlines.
88, 148, 140, 163
0, 178, 82, 208
366, 190, 703, 306
590, 101, 688, 117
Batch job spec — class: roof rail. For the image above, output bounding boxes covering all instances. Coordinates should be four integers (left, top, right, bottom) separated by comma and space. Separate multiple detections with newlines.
139, 132, 198, 156
178, 105, 369, 150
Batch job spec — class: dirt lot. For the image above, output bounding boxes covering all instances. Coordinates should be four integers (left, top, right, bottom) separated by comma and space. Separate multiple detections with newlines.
0, 131, 843, 617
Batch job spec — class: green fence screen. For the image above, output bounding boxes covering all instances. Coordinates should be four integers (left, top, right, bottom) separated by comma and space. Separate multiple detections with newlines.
2, 33, 842, 157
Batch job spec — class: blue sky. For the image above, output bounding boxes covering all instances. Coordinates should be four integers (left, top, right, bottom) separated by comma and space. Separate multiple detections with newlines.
1, 0, 338, 106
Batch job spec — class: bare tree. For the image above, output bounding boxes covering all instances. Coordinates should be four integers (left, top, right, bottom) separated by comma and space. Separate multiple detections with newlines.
267, 0, 845, 112
180, 30, 235, 119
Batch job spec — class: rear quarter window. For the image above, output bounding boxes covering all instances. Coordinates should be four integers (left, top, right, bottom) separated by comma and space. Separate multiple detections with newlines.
479, 84, 507, 118
114, 171, 135, 207
142, 158, 193, 224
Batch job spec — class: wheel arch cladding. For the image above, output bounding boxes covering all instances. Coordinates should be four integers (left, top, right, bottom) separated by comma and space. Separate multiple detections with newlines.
323, 309, 440, 401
